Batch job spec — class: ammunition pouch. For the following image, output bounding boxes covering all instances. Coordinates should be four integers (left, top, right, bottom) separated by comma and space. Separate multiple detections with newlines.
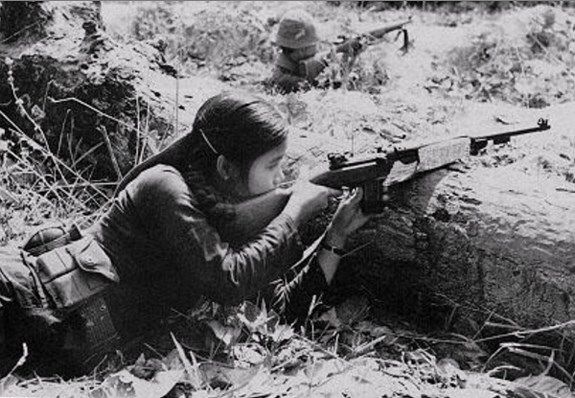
35, 235, 119, 308
1, 225, 122, 376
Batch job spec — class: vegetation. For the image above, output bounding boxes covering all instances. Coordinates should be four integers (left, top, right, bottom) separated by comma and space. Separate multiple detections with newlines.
1, 1, 575, 397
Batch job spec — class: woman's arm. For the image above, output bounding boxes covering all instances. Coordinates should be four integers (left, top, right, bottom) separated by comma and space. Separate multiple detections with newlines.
316, 188, 370, 285
223, 188, 291, 242
133, 167, 306, 306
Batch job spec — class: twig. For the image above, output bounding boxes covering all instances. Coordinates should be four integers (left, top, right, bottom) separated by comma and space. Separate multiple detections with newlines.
175, 57, 180, 137
51, 181, 117, 189
0, 109, 109, 201
135, 96, 140, 165
42, 80, 53, 113
70, 141, 104, 168
0, 20, 42, 44
48, 96, 145, 135
56, 108, 71, 158
475, 320, 575, 343
97, 125, 122, 181
7, 148, 90, 211
348, 332, 398, 359
7, 75, 69, 184
141, 101, 151, 163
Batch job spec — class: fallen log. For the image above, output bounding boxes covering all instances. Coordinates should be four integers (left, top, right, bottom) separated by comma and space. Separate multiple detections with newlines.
332, 103, 575, 340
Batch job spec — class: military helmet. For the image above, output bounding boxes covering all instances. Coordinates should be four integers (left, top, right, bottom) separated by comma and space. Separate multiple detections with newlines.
275, 9, 319, 49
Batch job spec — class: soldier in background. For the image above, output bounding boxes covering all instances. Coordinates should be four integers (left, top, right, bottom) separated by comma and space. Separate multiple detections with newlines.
267, 9, 329, 94
267, 8, 410, 94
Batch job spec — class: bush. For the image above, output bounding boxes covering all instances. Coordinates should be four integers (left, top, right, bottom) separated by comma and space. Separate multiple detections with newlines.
130, 3, 276, 74
436, 6, 575, 106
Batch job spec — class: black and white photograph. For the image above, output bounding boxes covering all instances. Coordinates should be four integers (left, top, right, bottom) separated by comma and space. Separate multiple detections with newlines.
0, 1, 574, 397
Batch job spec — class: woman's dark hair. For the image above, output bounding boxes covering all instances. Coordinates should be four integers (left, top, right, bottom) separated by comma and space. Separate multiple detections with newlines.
115, 91, 289, 229
184, 91, 288, 223
191, 91, 287, 171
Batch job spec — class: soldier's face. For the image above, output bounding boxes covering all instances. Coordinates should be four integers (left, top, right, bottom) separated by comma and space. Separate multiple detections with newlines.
290, 44, 318, 61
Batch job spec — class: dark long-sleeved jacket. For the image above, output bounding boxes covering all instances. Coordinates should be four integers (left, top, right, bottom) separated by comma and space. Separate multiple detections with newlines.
89, 164, 328, 319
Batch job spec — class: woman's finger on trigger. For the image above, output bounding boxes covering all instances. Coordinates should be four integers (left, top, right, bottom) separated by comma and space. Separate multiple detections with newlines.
349, 187, 364, 204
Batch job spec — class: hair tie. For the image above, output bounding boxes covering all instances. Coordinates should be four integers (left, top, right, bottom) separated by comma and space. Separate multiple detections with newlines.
200, 129, 219, 155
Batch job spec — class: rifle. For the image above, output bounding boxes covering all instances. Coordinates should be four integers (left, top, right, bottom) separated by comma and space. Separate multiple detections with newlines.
312, 118, 550, 213
333, 17, 412, 55
228, 119, 550, 240
298, 18, 412, 81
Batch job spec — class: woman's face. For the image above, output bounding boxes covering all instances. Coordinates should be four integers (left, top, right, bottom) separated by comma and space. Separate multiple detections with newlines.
241, 140, 288, 197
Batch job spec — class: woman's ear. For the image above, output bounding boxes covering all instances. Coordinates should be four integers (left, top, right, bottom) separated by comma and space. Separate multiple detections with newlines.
216, 155, 240, 181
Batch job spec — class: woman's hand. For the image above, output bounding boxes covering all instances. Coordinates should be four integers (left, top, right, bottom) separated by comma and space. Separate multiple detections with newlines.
324, 187, 370, 248
283, 181, 341, 227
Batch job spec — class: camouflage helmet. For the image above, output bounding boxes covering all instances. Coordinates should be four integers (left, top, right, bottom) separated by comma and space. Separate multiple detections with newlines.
275, 9, 319, 49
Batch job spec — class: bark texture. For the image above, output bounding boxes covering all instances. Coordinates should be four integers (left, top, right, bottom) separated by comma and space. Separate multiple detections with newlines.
334, 105, 575, 340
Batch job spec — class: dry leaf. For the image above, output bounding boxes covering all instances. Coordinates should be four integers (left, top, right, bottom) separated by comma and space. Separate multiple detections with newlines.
94, 368, 183, 398
511, 374, 573, 398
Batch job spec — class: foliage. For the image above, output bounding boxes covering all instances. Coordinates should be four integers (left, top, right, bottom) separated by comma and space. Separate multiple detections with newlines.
4, 299, 575, 397
0, 58, 117, 243
128, 2, 276, 75
431, 6, 575, 106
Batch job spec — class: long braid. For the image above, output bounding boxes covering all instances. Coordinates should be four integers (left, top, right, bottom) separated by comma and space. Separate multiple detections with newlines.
180, 145, 237, 230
